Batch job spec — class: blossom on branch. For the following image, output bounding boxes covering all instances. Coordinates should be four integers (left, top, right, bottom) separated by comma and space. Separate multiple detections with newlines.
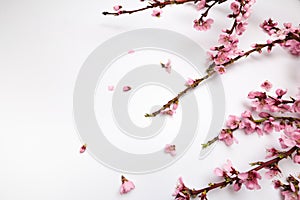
120, 176, 135, 195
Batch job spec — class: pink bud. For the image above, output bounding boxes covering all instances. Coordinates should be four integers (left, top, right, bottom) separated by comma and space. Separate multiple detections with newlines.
151, 9, 162, 17
186, 78, 195, 86
108, 85, 114, 91
123, 86, 131, 92
80, 144, 87, 153
258, 112, 271, 118
172, 103, 178, 110
113, 5, 122, 11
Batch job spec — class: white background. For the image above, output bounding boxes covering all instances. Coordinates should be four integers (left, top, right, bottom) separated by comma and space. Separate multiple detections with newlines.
0, 0, 299, 200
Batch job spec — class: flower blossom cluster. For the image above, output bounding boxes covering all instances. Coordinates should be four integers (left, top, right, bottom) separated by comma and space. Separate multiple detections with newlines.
206, 0, 256, 74
274, 175, 300, 200
218, 81, 300, 164
260, 19, 300, 56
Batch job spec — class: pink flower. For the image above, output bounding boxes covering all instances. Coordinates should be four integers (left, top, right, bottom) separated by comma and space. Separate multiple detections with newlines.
173, 177, 188, 199
276, 88, 287, 97
214, 65, 226, 74
218, 34, 239, 48
123, 86, 131, 92
260, 80, 272, 91
151, 9, 162, 17
108, 85, 114, 91
236, 22, 247, 35
185, 78, 194, 86
260, 19, 278, 36
241, 110, 252, 118
230, 2, 240, 15
165, 144, 176, 156
113, 5, 122, 11
120, 175, 135, 195
238, 171, 262, 190
293, 154, 300, 164
214, 159, 234, 177
265, 147, 279, 158
79, 144, 87, 153
284, 39, 300, 56
226, 115, 240, 129
196, 0, 206, 10
265, 169, 280, 179
218, 129, 238, 146
240, 118, 256, 134
194, 18, 214, 31
213, 52, 231, 65
263, 120, 274, 134
161, 59, 171, 74
281, 190, 299, 200
279, 134, 296, 149
248, 91, 266, 99
128, 49, 135, 54
292, 100, 300, 113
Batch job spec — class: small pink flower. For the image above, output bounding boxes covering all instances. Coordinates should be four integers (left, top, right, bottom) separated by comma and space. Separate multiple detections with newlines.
123, 86, 131, 92
292, 100, 300, 113
265, 169, 280, 179
161, 59, 171, 74
263, 121, 274, 134
79, 144, 87, 153
151, 9, 162, 17
120, 176, 135, 195
279, 134, 296, 149
230, 2, 240, 15
248, 91, 266, 99
128, 49, 135, 54
218, 34, 239, 48
226, 115, 240, 129
241, 110, 252, 118
236, 22, 248, 35
260, 80, 272, 91
185, 78, 194, 86
238, 171, 262, 190
265, 147, 279, 158
214, 65, 226, 74
284, 39, 300, 56
108, 85, 114, 91
214, 159, 234, 177
173, 177, 188, 199
281, 190, 299, 200
240, 118, 256, 134
260, 18, 278, 36
194, 18, 214, 31
276, 88, 287, 97
218, 129, 238, 146
113, 5, 122, 11
293, 154, 300, 164
196, 0, 206, 10
165, 144, 176, 156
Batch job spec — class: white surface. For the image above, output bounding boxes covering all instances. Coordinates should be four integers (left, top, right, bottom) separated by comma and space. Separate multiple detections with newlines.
0, 0, 299, 200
